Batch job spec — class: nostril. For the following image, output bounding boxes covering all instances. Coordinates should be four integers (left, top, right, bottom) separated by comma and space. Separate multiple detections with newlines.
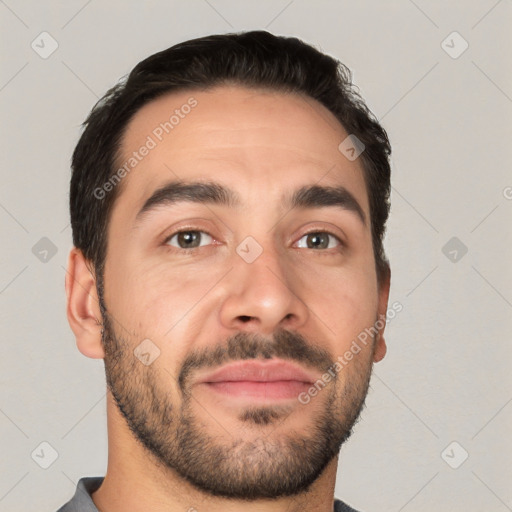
239, 315, 252, 323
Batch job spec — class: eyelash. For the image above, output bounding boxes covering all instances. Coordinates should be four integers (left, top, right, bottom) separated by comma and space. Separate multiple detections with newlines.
163, 228, 345, 254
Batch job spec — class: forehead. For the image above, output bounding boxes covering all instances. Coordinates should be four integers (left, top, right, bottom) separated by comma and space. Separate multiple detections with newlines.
114, 85, 369, 219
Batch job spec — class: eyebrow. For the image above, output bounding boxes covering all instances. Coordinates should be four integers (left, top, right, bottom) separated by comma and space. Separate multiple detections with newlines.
134, 180, 366, 227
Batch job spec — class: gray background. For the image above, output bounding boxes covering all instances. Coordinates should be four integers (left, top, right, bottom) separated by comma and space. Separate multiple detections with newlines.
1, 1, 511, 511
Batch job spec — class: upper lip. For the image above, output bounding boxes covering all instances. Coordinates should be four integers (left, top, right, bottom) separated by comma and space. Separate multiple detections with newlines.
196, 359, 318, 384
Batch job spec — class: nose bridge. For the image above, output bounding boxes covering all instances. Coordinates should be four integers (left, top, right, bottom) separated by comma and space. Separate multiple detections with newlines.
219, 233, 309, 334
239, 237, 288, 296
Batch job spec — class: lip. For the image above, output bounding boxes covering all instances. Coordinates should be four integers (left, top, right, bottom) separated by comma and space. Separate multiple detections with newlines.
194, 359, 318, 401
196, 359, 318, 385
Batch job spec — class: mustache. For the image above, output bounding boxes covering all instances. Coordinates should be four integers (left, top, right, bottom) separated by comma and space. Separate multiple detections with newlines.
178, 329, 334, 391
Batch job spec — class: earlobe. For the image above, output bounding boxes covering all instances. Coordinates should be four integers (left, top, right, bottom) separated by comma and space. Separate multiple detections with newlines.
65, 248, 105, 359
373, 333, 387, 362
373, 266, 391, 363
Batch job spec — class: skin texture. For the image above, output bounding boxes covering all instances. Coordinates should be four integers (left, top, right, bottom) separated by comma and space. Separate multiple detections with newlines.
65, 85, 391, 512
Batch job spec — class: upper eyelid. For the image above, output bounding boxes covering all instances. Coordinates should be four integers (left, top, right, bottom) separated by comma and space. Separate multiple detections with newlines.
299, 227, 343, 239
163, 227, 344, 247
163, 229, 214, 244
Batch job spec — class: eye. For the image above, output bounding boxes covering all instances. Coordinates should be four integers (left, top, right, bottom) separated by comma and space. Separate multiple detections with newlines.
296, 231, 342, 250
165, 230, 214, 250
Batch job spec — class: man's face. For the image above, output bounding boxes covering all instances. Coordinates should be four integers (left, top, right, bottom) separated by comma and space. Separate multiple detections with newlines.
99, 85, 389, 499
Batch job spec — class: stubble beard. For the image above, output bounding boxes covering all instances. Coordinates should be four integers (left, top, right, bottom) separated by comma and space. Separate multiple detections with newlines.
99, 295, 375, 500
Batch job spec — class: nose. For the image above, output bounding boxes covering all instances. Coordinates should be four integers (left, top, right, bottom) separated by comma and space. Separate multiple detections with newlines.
218, 244, 310, 335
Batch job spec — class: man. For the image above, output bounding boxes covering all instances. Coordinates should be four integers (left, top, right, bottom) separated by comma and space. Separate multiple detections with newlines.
60, 30, 392, 512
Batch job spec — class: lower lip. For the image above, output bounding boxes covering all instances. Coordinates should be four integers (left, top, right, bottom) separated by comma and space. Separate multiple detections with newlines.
202, 380, 311, 400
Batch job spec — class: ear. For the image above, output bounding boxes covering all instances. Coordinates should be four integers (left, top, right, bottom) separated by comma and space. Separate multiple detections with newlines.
65, 247, 105, 359
373, 266, 391, 363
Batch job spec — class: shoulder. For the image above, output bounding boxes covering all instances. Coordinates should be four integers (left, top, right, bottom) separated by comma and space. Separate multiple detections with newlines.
333, 497, 363, 512
55, 476, 104, 512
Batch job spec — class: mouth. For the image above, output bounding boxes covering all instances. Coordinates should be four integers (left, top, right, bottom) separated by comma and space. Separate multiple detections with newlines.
194, 359, 318, 401
202, 380, 312, 399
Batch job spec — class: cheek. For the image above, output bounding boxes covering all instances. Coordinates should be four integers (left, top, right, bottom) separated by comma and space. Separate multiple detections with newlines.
107, 254, 226, 336
303, 264, 379, 353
